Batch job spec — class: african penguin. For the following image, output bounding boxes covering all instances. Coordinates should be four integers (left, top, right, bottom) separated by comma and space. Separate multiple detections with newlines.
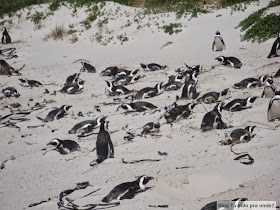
197, 88, 229, 104
61, 80, 84, 94
65, 73, 81, 86
140, 63, 167, 71
0, 59, 15, 75
102, 176, 154, 203
101, 66, 119, 77
163, 81, 183, 91
261, 78, 275, 98
105, 80, 132, 96
113, 75, 141, 86
2, 87, 20, 98
168, 74, 184, 83
223, 96, 258, 112
115, 69, 139, 78
140, 122, 160, 136
68, 116, 107, 134
80, 61, 96, 73
164, 103, 196, 123
46, 138, 80, 155
267, 91, 280, 121
38, 105, 72, 122
134, 83, 163, 100
19, 78, 42, 87
95, 121, 114, 164
212, 31, 226, 51
1, 27, 11, 44
181, 83, 199, 99
215, 56, 242, 69
117, 101, 158, 112
229, 126, 256, 143
185, 64, 201, 75
274, 69, 280, 78
201, 103, 226, 132
233, 75, 267, 89
184, 71, 198, 87
267, 32, 280, 58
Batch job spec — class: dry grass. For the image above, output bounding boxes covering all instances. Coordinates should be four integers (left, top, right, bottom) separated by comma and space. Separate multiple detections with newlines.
43, 24, 67, 41
69, 34, 78, 43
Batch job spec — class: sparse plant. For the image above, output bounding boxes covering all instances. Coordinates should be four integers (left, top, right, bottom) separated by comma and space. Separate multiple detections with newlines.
44, 24, 67, 41
162, 23, 182, 35
69, 34, 78, 43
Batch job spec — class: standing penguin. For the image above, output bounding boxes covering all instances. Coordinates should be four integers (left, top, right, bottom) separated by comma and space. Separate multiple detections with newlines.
261, 78, 275, 98
1, 27, 11, 44
201, 103, 226, 132
212, 31, 226, 51
181, 83, 199, 100
90, 121, 114, 166
267, 91, 280, 121
102, 176, 154, 203
267, 33, 280, 58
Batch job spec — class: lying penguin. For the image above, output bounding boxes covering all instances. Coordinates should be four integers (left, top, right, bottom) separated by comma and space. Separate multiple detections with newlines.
233, 75, 267, 89
2, 87, 20, 98
102, 175, 154, 203
140, 63, 166, 71
19, 78, 42, 87
223, 96, 257, 112
215, 56, 242, 69
134, 83, 163, 100
201, 103, 227, 132
43, 138, 80, 155
105, 80, 132, 96
61, 80, 84, 94
68, 116, 107, 134
90, 120, 114, 166
117, 101, 158, 113
37, 105, 72, 122
197, 88, 229, 104
140, 122, 160, 136
164, 103, 196, 123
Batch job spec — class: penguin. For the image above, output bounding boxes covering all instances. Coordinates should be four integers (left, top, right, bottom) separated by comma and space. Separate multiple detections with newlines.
185, 64, 201, 75
267, 32, 280, 58
181, 83, 199, 99
115, 69, 139, 78
184, 71, 198, 87
140, 63, 167, 71
168, 73, 184, 83
274, 69, 280, 78
261, 78, 275, 98
102, 176, 154, 203
5, 103, 21, 109
2, 87, 20, 98
164, 103, 196, 123
37, 105, 72, 122
197, 88, 229, 104
267, 91, 280, 121
0, 59, 14, 75
223, 96, 258, 112
212, 31, 226, 51
215, 56, 242, 69
68, 116, 107, 134
105, 81, 132, 96
233, 75, 267, 89
94, 121, 114, 164
201, 103, 226, 132
1, 27, 11, 44
163, 81, 183, 91
64, 73, 81, 86
134, 83, 163, 100
229, 126, 256, 143
46, 138, 80, 155
113, 75, 141, 86
140, 122, 160, 136
101, 66, 119, 77
19, 78, 42, 87
80, 61, 96, 73
61, 80, 84, 94
117, 101, 158, 112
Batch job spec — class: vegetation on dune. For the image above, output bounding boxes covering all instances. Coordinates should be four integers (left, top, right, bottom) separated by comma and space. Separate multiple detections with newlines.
237, 0, 280, 42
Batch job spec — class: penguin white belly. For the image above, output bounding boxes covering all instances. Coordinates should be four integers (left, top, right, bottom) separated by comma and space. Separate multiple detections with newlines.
214, 37, 225, 51
263, 87, 275, 98
268, 100, 280, 121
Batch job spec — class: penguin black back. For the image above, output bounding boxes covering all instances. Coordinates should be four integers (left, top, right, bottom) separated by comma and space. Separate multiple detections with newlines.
2, 27, 11, 44
267, 33, 280, 58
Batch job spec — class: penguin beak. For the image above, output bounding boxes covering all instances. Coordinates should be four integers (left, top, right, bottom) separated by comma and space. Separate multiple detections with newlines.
145, 176, 154, 181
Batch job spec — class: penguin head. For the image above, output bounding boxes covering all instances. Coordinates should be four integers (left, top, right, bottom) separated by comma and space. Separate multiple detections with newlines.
245, 126, 256, 135
74, 73, 81, 82
154, 122, 160, 129
215, 31, 220, 35
2, 27, 6, 33
131, 69, 140, 76
140, 63, 147, 69
131, 75, 141, 83
258, 75, 268, 84
99, 120, 109, 131
155, 82, 163, 93
119, 104, 130, 111
221, 88, 229, 96
61, 105, 72, 112
188, 102, 197, 111
137, 175, 154, 191
19, 78, 27, 84
97, 116, 107, 126
105, 80, 113, 89
214, 102, 224, 114
215, 56, 224, 63
47, 138, 61, 147
266, 78, 273, 85
248, 96, 258, 103
13, 89, 20, 98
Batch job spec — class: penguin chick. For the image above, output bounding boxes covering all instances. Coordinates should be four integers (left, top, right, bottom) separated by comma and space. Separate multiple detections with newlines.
102, 176, 154, 203
46, 138, 80, 155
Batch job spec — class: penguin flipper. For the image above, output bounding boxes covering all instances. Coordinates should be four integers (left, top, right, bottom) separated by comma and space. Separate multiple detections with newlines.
119, 187, 136, 200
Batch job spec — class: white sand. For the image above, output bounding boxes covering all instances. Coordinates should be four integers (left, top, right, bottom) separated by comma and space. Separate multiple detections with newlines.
0, 1, 280, 209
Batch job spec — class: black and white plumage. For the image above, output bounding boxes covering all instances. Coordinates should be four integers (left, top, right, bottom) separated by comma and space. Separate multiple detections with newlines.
38, 105, 72, 122
233, 75, 267, 89
1, 27, 11, 44
68, 116, 107, 134
223, 96, 258, 112
185, 64, 201, 75
229, 126, 256, 143
197, 88, 229, 104
274, 69, 280, 78
80, 61, 96, 73
261, 78, 275, 98
163, 81, 183, 91
164, 103, 196, 123
215, 56, 242, 69
102, 176, 154, 203
140, 63, 167, 71
212, 31, 226, 51
267, 91, 280, 121
105, 80, 132, 96
267, 33, 280, 58
2, 87, 20, 98
113, 75, 141, 86
19, 78, 42, 87
65, 73, 81, 86
115, 69, 139, 78
181, 83, 199, 100
95, 121, 114, 164
46, 138, 80, 155
61, 80, 84, 94
117, 101, 157, 112
134, 83, 163, 100
140, 122, 160, 135
201, 103, 226, 132
101, 66, 119, 77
